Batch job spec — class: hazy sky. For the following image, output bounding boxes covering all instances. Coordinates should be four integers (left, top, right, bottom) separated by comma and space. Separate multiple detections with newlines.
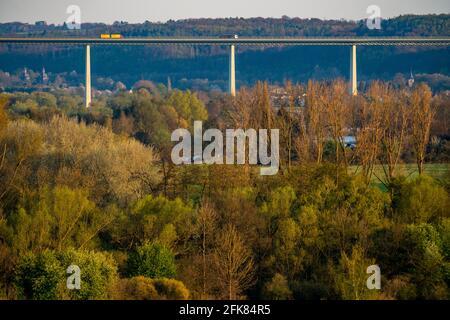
0, 0, 449, 24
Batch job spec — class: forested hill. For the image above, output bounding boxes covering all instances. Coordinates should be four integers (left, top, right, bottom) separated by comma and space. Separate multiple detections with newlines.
1, 14, 449, 37
0, 14, 449, 91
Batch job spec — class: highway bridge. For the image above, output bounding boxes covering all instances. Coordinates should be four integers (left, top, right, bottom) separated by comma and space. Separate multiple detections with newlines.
1, 37, 450, 46
1, 36, 449, 106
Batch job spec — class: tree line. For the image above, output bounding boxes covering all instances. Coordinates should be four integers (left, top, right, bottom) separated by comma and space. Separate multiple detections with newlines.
0, 80, 449, 300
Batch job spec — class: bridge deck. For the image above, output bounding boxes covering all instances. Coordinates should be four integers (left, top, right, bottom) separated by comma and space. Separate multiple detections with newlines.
0, 37, 449, 46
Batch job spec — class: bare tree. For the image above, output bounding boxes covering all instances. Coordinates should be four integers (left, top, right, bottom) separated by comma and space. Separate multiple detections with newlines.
261, 82, 273, 130
377, 84, 408, 186
410, 83, 434, 175
227, 88, 254, 129
322, 80, 351, 172
214, 224, 255, 299
306, 80, 327, 163
356, 82, 385, 183
197, 200, 218, 297
293, 106, 310, 163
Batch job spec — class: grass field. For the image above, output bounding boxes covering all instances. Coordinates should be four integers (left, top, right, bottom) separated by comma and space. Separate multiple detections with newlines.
349, 163, 450, 190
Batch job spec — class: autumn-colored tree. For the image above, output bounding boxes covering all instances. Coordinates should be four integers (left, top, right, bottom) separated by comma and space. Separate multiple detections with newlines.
378, 84, 408, 186
113, 276, 189, 300
0, 95, 9, 205
322, 80, 351, 174
0, 119, 43, 208
293, 109, 310, 163
410, 84, 435, 175
0, 95, 8, 132
227, 88, 255, 129
305, 80, 327, 163
355, 84, 384, 183
112, 111, 134, 136
0, 116, 161, 207
259, 82, 274, 130
276, 82, 305, 170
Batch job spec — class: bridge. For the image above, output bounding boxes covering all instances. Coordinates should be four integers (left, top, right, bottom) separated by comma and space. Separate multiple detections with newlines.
1, 37, 450, 106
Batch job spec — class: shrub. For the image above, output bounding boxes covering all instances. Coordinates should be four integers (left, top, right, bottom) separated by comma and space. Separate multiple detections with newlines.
152, 278, 190, 300
112, 276, 158, 300
112, 276, 189, 300
262, 273, 292, 300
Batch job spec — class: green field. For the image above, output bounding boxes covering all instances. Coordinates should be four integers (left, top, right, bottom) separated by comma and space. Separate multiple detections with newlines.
350, 163, 450, 190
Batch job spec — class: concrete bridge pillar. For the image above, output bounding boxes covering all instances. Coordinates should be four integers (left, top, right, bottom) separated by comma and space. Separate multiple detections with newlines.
229, 44, 236, 96
85, 45, 91, 108
350, 45, 357, 96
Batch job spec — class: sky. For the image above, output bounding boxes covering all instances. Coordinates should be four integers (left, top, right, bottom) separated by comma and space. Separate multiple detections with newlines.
0, 0, 449, 24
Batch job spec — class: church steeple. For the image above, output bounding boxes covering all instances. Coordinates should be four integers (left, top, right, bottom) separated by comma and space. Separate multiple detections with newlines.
408, 69, 415, 88
42, 67, 48, 83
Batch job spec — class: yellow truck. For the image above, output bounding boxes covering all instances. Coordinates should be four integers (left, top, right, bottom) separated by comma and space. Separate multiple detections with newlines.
100, 34, 123, 39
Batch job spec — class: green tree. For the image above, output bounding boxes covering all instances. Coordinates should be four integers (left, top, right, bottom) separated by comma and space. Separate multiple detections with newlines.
110, 195, 195, 251
334, 245, 380, 300
8, 186, 116, 253
397, 175, 449, 223
15, 249, 117, 300
58, 248, 118, 300
57, 95, 83, 112
31, 92, 57, 109
401, 223, 448, 299
127, 242, 177, 279
167, 90, 208, 128
15, 250, 63, 300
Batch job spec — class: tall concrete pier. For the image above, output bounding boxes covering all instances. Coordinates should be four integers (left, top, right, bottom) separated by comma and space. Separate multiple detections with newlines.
85, 45, 91, 108
229, 44, 236, 96
350, 45, 357, 96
